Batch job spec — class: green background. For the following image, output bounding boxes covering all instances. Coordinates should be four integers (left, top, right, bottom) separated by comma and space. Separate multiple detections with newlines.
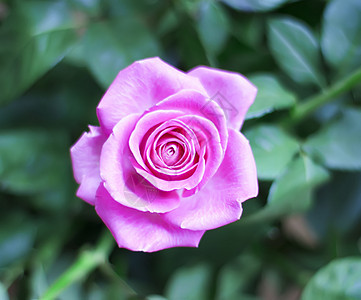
0, 0, 361, 299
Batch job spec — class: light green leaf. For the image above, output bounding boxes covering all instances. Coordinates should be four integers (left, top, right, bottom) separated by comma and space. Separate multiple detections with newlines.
267, 17, 325, 88
221, 0, 290, 12
267, 155, 330, 213
165, 264, 211, 300
79, 18, 161, 89
246, 73, 297, 119
245, 125, 300, 180
0, 129, 69, 194
147, 296, 167, 300
321, 0, 361, 77
303, 109, 361, 170
197, 2, 230, 56
302, 257, 361, 300
0, 1, 78, 105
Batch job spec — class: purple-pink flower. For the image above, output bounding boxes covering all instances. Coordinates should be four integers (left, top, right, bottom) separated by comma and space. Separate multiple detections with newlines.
70, 57, 258, 252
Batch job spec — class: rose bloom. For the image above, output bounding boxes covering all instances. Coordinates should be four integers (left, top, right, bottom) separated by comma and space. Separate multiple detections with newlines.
71, 57, 258, 252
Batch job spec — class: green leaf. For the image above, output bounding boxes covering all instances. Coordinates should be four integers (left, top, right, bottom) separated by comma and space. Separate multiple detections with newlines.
0, 1, 78, 105
0, 129, 70, 194
178, 16, 209, 69
196, 2, 230, 56
321, 0, 361, 78
244, 125, 300, 180
67, 0, 104, 17
78, 18, 161, 89
303, 109, 361, 170
307, 172, 361, 238
216, 253, 261, 300
302, 257, 361, 300
147, 296, 167, 300
0, 215, 37, 268
231, 16, 264, 48
267, 17, 325, 88
221, 0, 290, 12
267, 155, 330, 214
165, 264, 211, 300
246, 73, 297, 119
107, 0, 163, 15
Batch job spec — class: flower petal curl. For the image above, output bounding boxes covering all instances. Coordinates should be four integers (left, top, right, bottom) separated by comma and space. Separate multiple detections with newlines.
97, 57, 207, 133
188, 66, 257, 130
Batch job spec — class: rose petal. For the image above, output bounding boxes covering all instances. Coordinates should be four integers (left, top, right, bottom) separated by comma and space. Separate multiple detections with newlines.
163, 129, 258, 230
133, 158, 205, 191
129, 112, 207, 192
188, 67, 257, 130
100, 114, 180, 213
176, 115, 223, 196
150, 89, 228, 152
70, 126, 106, 205
97, 57, 207, 133
95, 185, 205, 252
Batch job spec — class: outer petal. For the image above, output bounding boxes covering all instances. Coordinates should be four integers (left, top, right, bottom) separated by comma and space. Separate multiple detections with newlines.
100, 114, 180, 213
70, 126, 106, 205
95, 185, 205, 252
188, 66, 257, 130
163, 129, 258, 230
97, 57, 207, 133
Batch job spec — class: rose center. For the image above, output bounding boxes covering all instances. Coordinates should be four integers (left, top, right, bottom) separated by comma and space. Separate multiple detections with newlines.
162, 143, 181, 166
166, 146, 176, 156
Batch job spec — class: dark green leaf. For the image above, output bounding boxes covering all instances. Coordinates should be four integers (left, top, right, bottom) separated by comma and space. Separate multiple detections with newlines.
0, 129, 70, 194
221, 0, 290, 12
267, 17, 325, 88
232, 16, 264, 48
196, 2, 230, 56
0, 215, 37, 268
245, 125, 300, 180
267, 154, 330, 213
246, 73, 297, 119
0, 1, 78, 104
78, 18, 161, 88
216, 253, 261, 300
321, 0, 361, 77
302, 257, 361, 300
304, 109, 361, 170
165, 264, 211, 300
178, 16, 209, 69
307, 172, 361, 238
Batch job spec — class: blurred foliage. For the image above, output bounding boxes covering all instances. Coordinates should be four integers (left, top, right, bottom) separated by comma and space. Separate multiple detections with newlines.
0, 0, 360, 299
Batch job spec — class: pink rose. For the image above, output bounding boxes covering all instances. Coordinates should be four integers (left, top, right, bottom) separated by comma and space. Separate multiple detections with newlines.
70, 57, 258, 252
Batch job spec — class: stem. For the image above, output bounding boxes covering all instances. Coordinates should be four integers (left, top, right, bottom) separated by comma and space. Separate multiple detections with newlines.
288, 66, 361, 124
99, 263, 137, 296
40, 230, 114, 300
